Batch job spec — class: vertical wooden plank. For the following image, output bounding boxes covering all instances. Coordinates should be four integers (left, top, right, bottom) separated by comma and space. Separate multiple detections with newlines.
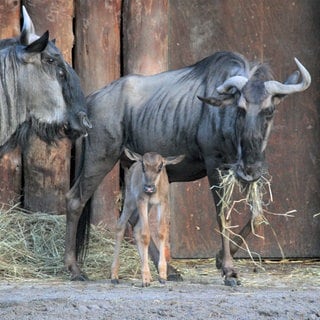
74, 0, 122, 227
169, 0, 320, 258
0, 1, 22, 207
22, 0, 74, 214
122, 0, 169, 254
122, 0, 169, 75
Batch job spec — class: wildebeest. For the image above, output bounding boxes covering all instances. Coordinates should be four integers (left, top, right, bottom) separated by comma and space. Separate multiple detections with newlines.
111, 149, 184, 287
65, 51, 311, 285
0, 6, 91, 158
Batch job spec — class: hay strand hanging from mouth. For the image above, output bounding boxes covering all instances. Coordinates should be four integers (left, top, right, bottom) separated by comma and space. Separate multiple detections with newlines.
212, 169, 274, 236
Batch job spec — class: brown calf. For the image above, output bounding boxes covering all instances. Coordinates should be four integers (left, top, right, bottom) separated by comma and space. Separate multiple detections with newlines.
111, 148, 184, 287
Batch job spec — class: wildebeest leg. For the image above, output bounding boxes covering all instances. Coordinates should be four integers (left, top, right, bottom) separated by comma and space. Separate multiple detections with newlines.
208, 171, 239, 286
157, 203, 168, 284
111, 199, 135, 284
134, 202, 152, 287
129, 209, 183, 281
65, 142, 120, 280
216, 218, 252, 269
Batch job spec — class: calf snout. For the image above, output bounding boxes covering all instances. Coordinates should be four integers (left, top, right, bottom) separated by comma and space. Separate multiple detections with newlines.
144, 184, 156, 194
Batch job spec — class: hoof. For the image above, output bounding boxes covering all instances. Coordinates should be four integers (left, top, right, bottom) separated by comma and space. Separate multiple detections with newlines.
142, 281, 151, 287
111, 279, 119, 285
167, 273, 183, 282
224, 277, 241, 287
158, 277, 166, 284
71, 274, 89, 281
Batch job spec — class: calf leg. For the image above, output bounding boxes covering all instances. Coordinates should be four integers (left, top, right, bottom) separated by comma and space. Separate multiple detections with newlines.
134, 202, 152, 287
111, 199, 135, 284
129, 209, 182, 281
157, 203, 168, 284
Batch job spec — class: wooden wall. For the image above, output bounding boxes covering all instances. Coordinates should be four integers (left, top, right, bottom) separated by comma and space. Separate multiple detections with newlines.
0, 1, 319, 259
168, 0, 320, 258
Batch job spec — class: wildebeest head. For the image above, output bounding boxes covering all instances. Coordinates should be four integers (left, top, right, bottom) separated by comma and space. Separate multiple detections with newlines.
124, 149, 185, 195
0, 6, 91, 149
199, 58, 311, 182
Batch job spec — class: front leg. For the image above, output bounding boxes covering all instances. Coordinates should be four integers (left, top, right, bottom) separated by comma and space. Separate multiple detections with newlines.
135, 201, 152, 287
157, 202, 169, 284
65, 182, 88, 281
209, 172, 240, 286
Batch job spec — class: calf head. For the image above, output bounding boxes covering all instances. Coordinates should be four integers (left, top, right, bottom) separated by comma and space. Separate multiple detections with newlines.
124, 149, 184, 195
199, 58, 311, 182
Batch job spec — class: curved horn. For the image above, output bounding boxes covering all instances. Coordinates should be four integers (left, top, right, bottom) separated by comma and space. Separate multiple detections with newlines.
21, 6, 39, 45
217, 76, 248, 94
264, 58, 311, 95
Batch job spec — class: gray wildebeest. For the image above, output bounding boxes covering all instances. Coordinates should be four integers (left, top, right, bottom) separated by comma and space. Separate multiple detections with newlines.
111, 149, 184, 287
65, 51, 311, 285
0, 6, 91, 158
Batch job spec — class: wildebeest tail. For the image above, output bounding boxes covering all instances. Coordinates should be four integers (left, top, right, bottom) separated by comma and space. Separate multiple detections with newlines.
75, 197, 92, 263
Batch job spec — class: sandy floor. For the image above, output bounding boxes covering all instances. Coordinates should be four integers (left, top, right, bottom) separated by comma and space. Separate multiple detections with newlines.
0, 259, 319, 320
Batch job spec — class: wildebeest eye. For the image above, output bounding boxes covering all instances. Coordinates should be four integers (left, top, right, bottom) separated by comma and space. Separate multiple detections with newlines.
262, 106, 275, 119
58, 69, 65, 78
46, 58, 54, 64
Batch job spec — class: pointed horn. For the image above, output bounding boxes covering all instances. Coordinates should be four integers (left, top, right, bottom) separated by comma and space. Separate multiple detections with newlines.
217, 76, 248, 93
264, 58, 311, 95
21, 6, 39, 45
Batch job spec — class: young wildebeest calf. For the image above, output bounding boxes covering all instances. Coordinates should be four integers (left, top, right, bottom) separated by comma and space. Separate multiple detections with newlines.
111, 149, 184, 287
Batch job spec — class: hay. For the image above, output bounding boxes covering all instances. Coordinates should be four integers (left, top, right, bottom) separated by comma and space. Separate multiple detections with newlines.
212, 169, 272, 228
211, 169, 293, 268
0, 205, 155, 281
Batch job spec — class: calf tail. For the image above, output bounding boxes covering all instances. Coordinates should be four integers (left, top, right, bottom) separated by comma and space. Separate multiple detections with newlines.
75, 198, 92, 263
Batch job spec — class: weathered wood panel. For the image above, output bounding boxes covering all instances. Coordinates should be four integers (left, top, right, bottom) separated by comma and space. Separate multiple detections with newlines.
0, 1, 22, 206
22, 0, 74, 214
122, 0, 169, 253
169, 0, 320, 258
74, 0, 122, 227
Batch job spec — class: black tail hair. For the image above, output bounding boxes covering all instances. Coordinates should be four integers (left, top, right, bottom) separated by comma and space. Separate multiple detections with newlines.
75, 197, 92, 263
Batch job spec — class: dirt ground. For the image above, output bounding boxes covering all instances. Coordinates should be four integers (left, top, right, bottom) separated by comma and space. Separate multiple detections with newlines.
0, 259, 319, 320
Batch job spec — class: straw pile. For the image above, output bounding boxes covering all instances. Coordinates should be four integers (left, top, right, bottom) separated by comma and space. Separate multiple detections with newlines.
0, 205, 155, 281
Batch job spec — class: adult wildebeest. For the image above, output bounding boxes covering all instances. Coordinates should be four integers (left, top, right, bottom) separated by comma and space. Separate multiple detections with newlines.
111, 149, 184, 287
0, 6, 91, 158
65, 51, 311, 285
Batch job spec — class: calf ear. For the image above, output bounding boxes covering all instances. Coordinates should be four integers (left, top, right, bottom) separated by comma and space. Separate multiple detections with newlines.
165, 155, 185, 165
124, 148, 142, 162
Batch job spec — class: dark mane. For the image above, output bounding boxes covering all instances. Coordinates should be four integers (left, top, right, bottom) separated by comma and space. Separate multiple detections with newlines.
250, 63, 274, 81
183, 51, 250, 83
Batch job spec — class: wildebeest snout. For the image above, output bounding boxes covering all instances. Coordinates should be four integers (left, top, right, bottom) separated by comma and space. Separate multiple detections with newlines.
67, 111, 92, 138
235, 161, 263, 183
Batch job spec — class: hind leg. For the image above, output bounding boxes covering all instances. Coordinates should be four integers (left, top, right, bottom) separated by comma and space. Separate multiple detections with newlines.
111, 198, 135, 284
64, 138, 121, 280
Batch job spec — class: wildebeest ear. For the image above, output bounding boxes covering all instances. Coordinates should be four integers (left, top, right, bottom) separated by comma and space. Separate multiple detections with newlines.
272, 70, 301, 105
25, 31, 49, 53
19, 31, 49, 63
124, 148, 142, 162
165, 155, 185, 165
